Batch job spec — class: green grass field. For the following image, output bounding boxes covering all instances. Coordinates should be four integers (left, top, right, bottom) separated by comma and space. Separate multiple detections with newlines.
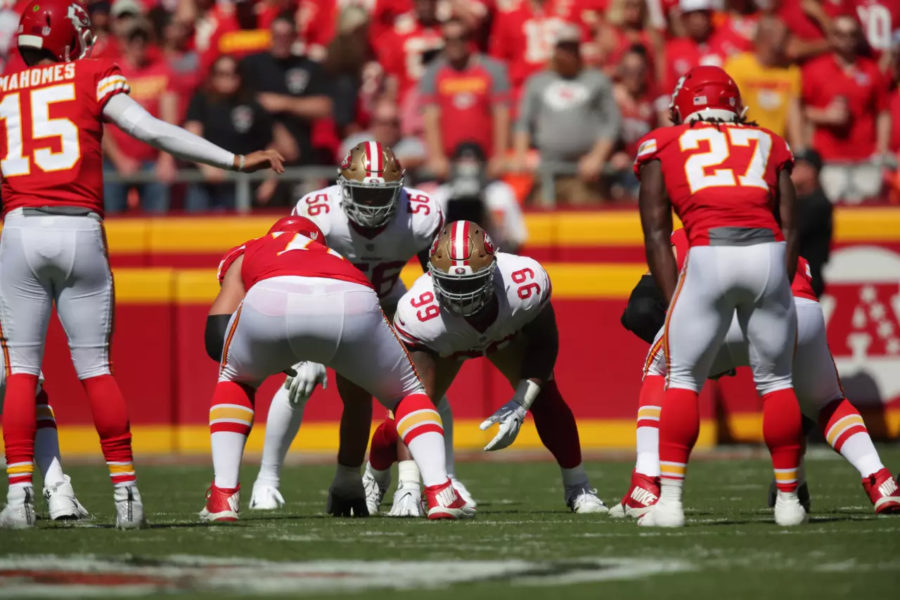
1, 446, 898, 599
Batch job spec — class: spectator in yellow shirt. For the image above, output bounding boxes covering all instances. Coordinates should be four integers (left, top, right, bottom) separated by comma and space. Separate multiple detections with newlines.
724, 15, 805, 150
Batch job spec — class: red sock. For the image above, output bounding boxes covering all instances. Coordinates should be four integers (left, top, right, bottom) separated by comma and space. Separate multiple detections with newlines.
657, 387, 700, 484
394, 394, 443, 445
34, 389, 57, 431
3, 374, 39, 486
530, 381, 582, 469
209, 381, 256, 436
762, 388, 804, 493
369, 418, 399, 470
636, 375, 665, 429
817, 398, 868, 453
82, 375, 136, 486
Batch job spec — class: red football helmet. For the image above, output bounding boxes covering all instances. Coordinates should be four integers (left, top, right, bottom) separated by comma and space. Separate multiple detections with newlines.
268, 216, 326, 244
668, 66, 745, 125
17, 0, 95, 63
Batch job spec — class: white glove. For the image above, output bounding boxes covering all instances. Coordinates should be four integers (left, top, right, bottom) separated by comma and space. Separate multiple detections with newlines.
479, 379, 541, 452
284, 361, 327, 406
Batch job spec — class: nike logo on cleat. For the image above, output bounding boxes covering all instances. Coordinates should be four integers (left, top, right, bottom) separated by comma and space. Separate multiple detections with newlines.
878, 478, 899, 497
435, 486, 458, 507
630, 487, 658, 506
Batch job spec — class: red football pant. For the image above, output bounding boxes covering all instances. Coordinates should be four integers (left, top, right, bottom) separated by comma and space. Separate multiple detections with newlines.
531, 381, 582, 469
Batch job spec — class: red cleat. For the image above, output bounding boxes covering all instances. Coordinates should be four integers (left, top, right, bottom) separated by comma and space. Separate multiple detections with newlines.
425, 480, 475, 520
862, 468, 900, 514
199, 484, 240, 522
608, 472, 660, 519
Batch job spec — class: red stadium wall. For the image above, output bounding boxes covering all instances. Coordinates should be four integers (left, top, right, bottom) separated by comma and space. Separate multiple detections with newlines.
2, 208, 898, 457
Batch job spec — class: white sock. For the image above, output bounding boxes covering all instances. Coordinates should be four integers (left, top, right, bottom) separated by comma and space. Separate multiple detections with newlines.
34, 427, 66, 488
659, 480, 683, 503
257, 386, 305, 487
561, 463, 589, 489
837, 433, 885, 478
397, 460, 420, 487
405, 433, 448, 488
436, 396, 455, 477
212, 431, 247, 489
635, 425, 661, 477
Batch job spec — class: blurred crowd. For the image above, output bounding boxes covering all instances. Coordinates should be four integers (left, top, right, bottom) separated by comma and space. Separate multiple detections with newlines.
0, 0, 898, 213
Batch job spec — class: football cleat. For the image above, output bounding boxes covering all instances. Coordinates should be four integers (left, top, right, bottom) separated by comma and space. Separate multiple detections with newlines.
609, 472, 660, 519
565, 486, 608, 514
767, 479, 811, 513
0, 486, 37, 529
114, 485, 146, 529
773, 490, 808, 526
326, 474, 369, 518
862, 468, 900, 514
450, 476, 476, 508
249, 481, 285, 511
388, 482, 424, 518
637, 496, 684, 528
44, 476, 90, 521
424, 479, 475, 520
362, 464, 391, 515
199, 484, 239, 523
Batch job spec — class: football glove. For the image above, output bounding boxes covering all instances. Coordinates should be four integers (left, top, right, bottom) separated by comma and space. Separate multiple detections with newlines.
480, 400, 527, 451
284, 361, 327, 406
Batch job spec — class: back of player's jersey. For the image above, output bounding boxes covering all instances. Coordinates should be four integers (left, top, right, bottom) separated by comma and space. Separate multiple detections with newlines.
0, 59, 129, 217
221, 232, 374, 291
635, 122, 794, 247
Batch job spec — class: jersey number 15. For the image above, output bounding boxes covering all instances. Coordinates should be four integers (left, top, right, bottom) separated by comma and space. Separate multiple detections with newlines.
0, 83, 80, 177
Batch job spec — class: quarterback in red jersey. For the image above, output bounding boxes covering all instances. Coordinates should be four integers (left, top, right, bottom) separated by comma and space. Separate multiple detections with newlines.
0, 0, 283, 530
613, 229, 900, 519
635, 65, 806, 527
200, 216, 473, 522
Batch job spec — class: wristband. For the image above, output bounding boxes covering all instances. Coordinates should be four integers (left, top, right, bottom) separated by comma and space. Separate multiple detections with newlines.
514, 379, 541, 410
238, 154, 245, 171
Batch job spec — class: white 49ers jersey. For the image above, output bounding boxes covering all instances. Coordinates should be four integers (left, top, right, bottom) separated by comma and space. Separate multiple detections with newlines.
291, 184, 443, 300
393, 253, 552, 359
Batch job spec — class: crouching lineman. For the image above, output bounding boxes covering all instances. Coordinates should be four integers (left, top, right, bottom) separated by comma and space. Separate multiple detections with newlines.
362, 220, 606, 516
248, 141, 472, 515
0, 371, 89, 527
612, 229, 900, 518
200, 216, 473, 521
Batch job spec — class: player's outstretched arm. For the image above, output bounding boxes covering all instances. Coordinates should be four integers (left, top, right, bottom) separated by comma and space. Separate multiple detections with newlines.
638, 160, 678, 302
103, 94, 285, 175
777, 168, 799, 282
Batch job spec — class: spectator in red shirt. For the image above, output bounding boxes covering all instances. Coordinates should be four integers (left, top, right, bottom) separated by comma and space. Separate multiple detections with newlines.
855, 0, 900, 72
420, 18, 511, 180
660, 0, 747, 115
778, 0, 849, 62
610, 44, 658, 200
103, 20, 179, 213
803, 14, 892, 203
590, 0, 664, 82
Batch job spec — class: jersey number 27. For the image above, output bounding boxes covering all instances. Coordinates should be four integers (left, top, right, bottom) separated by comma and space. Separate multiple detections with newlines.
679, 127, 773, 194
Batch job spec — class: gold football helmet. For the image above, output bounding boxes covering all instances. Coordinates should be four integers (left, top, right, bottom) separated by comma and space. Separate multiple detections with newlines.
337, 141, 405, 228
429, 220, 497, 316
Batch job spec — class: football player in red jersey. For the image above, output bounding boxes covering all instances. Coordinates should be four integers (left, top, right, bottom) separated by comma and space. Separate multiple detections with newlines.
612, 229, 900, 518
635, 65, 806, 527
200, 216, 473, 522
0, 0, 284, 530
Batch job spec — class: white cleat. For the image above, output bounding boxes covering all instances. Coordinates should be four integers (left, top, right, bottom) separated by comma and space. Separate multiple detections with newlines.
565, 486, 609, 514
388, 482, 424, 517
362, 465, 391, 515
114, 485, 146, 529
0, 486, 37, 529
249, 481, 285, 511
449, 476, 476, 508
608, 502, 626, 518
637, 497, 684, 528
44, 476, 90, 521
774, 490, 808, 526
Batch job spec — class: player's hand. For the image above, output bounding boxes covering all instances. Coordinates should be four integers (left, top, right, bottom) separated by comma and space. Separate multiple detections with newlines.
284, 361, 327, 406
238, 150, 285, 174
479, 399, 528, 452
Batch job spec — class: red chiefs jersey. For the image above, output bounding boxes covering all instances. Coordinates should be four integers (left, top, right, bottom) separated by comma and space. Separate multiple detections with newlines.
218, 231, 374, 292
634, 122, 794, 247
671, 228, 816, 299
376, 19, 443, 100
0, 59, 129, 218
855, 0, 900, 60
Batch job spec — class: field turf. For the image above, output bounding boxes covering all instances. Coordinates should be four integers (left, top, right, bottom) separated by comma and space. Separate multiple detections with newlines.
1, 446, 898, 599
